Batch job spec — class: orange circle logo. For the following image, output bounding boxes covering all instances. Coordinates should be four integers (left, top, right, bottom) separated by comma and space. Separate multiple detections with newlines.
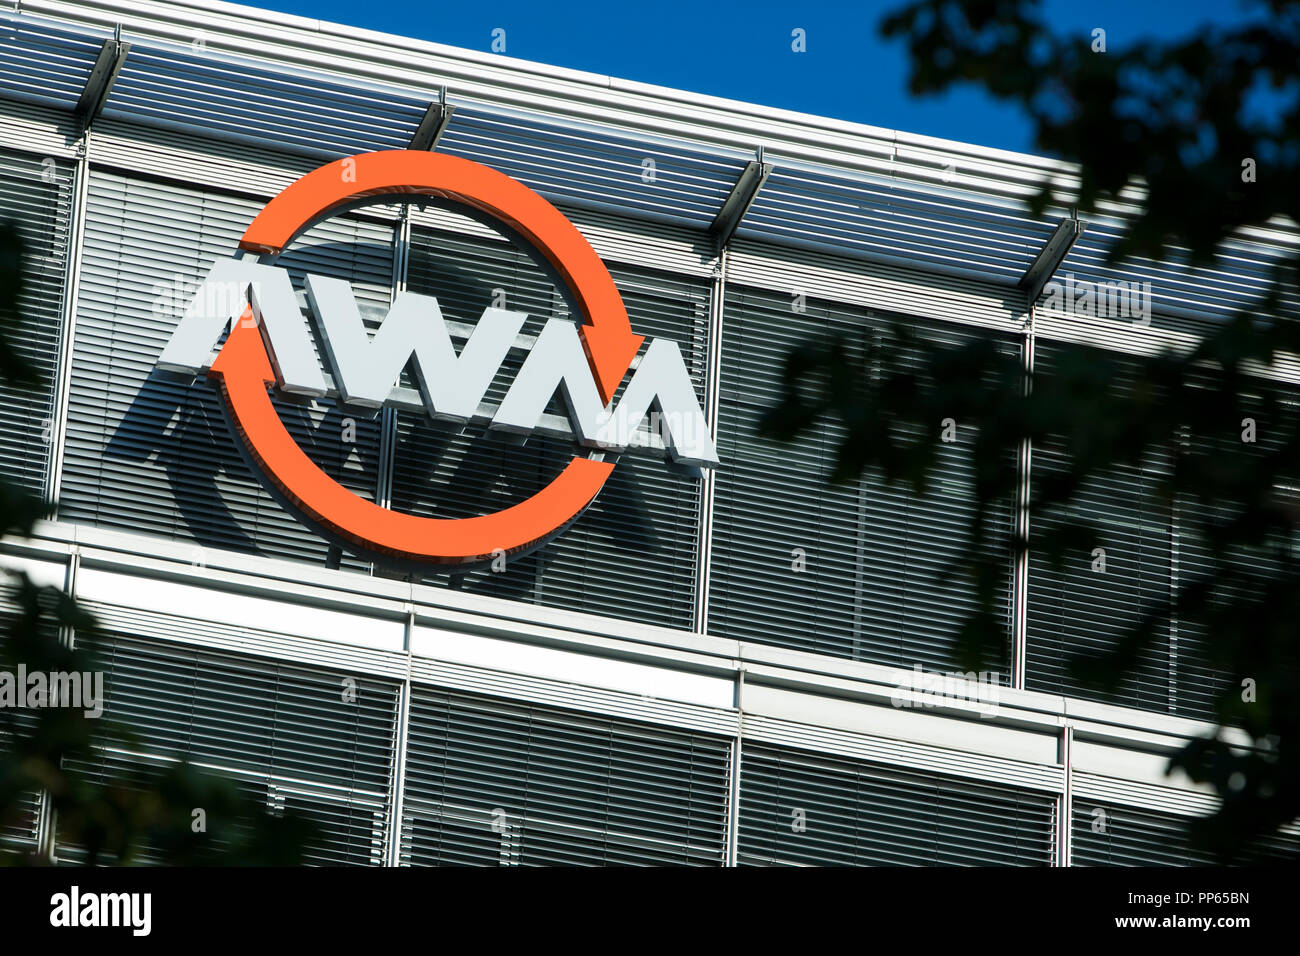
208, 151, 644, 567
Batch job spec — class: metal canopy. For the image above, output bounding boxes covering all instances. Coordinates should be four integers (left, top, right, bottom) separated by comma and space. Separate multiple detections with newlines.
738, 162, 1061, 286
4, 1, 1293, 313
433, 105, 751, 230
102, 41, 431, 157
0, 6, 1065, 282
0, 13, 108, 110
1056, 213, 1300, 329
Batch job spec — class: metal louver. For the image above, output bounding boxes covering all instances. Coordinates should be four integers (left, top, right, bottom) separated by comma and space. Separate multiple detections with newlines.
60, 631, 399, 865
0, 13, 106, 111
0, 148, 74, 499
707, 283, 1016, 672
389, 222, 709, 629
435, 105, 749, 230
737, 745, 1054, 866
57, 169, 391, 571
1055, 212, 1300, 335
738, 161, 1057, 286
400, 685, 732, 866
102, 42, 432, 159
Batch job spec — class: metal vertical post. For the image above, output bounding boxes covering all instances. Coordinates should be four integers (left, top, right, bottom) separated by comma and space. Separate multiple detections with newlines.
375, 206, 410, 516
724, 736, 743, 867
693, 243, 728, 635
384, 607, 414, 866
1010, 217, 1082, 689
34, 551, 80, 863
1056, 724, 1073, 866
724, 666, 745, 867
44, 132, 92, 515
1168, 425, 1188, 713
1011, 301, 1035, 689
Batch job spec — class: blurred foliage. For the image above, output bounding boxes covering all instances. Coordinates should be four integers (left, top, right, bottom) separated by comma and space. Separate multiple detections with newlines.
762, 0, 1300, 860
0, 220, 316, 865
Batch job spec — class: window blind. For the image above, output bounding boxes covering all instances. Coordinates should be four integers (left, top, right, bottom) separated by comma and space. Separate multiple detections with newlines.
1025, 344, 1248, 720
0, 148, 73, 499
737, 744, 1054, 866
0, 577, 47, 852
390, 224, 709, 630
57, 170, 391, 571
400, 685, 731, 866
58, 631, 399, 866
1072, 802, 1299, 865
708, 284, 1016, 673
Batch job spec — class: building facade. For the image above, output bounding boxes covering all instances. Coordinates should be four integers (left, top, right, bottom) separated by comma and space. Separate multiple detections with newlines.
0, 0, 1296, 865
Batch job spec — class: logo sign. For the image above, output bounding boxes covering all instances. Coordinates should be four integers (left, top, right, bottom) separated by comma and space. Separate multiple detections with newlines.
157, 151, 718, 568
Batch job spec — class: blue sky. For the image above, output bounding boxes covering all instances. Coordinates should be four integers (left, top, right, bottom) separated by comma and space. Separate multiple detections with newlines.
250, 0, 1268, 155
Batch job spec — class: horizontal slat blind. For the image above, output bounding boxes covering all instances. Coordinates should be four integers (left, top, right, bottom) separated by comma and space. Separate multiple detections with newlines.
728, 236, 1027, 335
400, 686, 731, 866
1071, 803, 1300, 865
1025, 484, 1176, 707
737, 745, 1054, 866
0, 148, 73, 498
58, 170, 391, 571
89, 117, 316, 203
0, 578, 47, 852
390, 224, 708, 629
59, 631, 398, 866
708, 284, 1015, 672
1025, 344, 1230, 719
1171, 383, 1298, 719
0, 788, 40, 852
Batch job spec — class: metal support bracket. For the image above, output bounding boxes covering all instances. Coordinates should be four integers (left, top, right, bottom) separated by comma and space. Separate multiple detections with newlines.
74, 27, 130, 130
1018, 216, 1085, 304
408, 86, 456, 151
709, 147, 771, 249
